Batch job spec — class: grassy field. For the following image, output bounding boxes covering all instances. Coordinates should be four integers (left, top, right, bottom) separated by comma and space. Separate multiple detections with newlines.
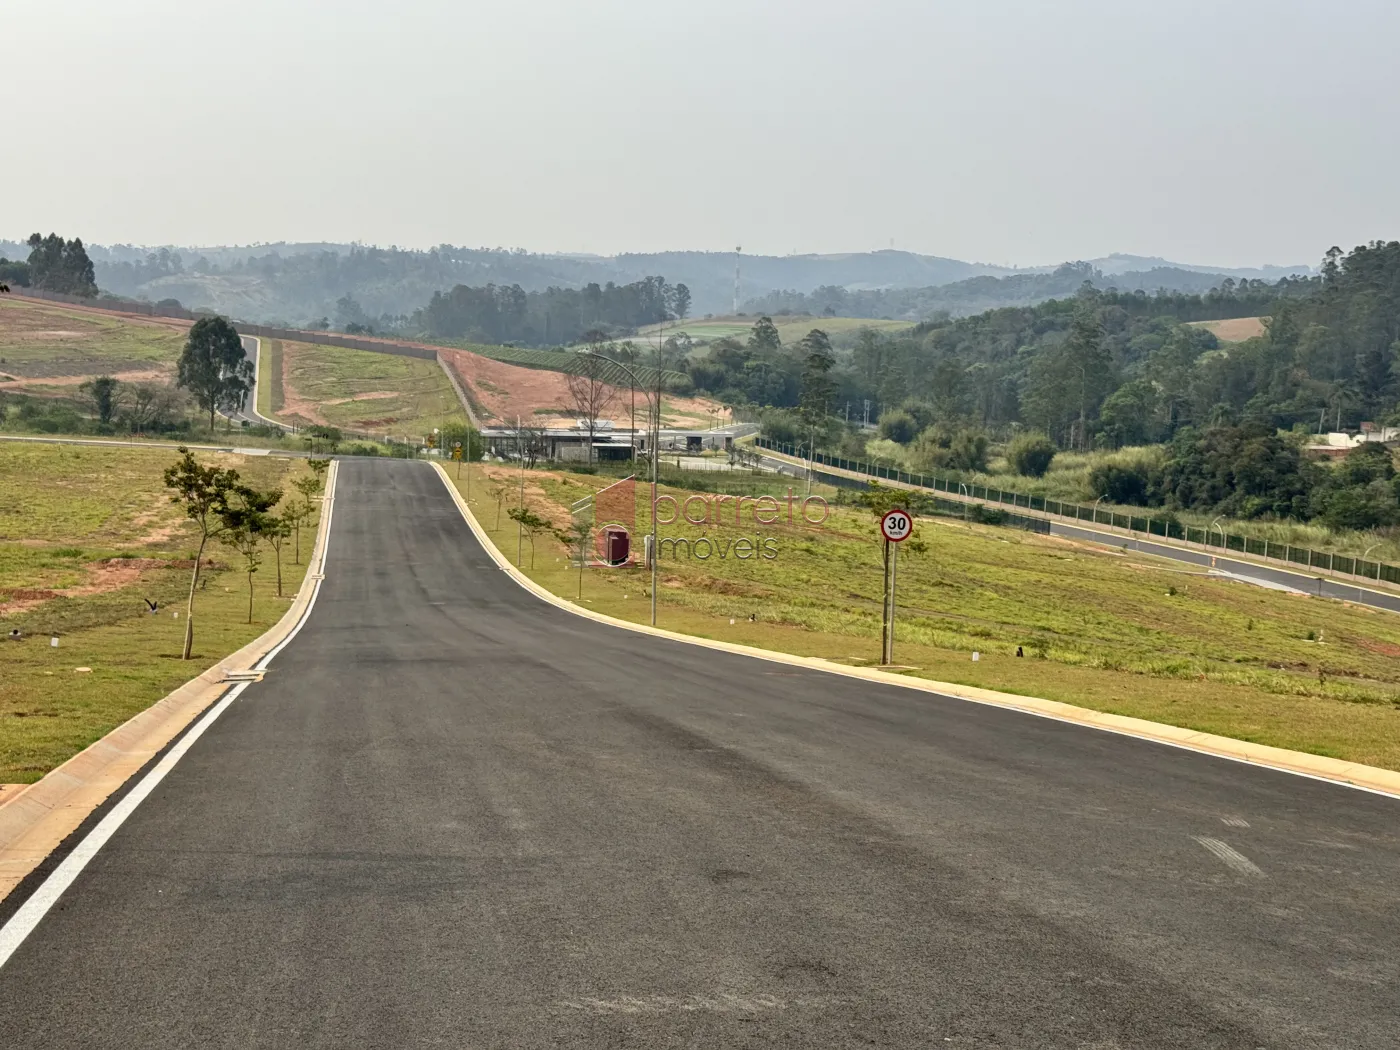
829, 440, 1400, 569
257, 337, 285, 417
0, 296, 186, 380
451, 462, 1400, 771
274, 340, 467, 436
0, 443, 319, 783
639, 316, 914, 348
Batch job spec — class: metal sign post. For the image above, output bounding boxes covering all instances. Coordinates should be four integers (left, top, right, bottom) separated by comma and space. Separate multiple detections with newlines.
879, 508, 913, 665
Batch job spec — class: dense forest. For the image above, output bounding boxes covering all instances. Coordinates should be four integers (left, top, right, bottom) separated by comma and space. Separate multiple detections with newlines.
693, 276, 1305, 436
726, 242, 1400, 528
415, 277, 689, 346
743, 262, 1306, 321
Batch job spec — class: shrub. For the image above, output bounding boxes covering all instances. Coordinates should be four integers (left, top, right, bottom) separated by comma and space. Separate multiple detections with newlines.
1087, 461, 1153, 505
877, 409, 919, 445
949, 429, 989, 472
1007, 433, 1057, 477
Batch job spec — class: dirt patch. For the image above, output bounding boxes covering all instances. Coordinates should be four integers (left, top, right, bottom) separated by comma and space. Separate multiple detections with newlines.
1192, 317, 1267, 343
441, 348, 729, 429
0, 557, 212, 617
1356, 637, 1400, 658
0, 367, 168, 392
277, 343, 329, 426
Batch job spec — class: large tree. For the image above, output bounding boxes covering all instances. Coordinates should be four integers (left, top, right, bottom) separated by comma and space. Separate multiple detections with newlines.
177, 316, 254, 430
79, 375, 122, 425
26, 233, 97, 297
798, 328, 836, 429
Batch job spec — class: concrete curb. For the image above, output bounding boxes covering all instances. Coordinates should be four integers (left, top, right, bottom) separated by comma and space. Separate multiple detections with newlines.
0, 460, 339, 902
433, 462, 1400, 801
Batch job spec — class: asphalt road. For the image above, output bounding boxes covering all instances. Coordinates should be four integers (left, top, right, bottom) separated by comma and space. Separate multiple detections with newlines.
1, 458, 1398, 1048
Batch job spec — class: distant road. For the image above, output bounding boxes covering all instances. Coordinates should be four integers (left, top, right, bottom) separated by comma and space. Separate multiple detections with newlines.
754, 450, 1400, 615
1052, 521, 1400, 613
1, 458, 1397, 1047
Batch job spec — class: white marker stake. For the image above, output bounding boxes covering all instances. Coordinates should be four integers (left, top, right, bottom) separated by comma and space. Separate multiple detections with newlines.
50, 637, 58, 648
972, 651, 980, 662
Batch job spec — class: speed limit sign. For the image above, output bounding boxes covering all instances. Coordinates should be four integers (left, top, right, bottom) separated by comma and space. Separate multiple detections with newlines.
880, 508, 913, 543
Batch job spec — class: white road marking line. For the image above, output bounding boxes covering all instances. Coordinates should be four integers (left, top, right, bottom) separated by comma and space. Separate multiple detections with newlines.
0, 682, 248, 970
0, 464, 338, 973
1193, 836, 1264, 877
1221, 816, 1250, 828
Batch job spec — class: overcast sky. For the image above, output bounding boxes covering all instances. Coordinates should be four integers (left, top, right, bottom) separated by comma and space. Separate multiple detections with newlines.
7, 0, 1398, 267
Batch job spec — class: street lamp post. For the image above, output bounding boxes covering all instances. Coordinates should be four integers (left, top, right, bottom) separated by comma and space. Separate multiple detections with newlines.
1209, 515, 1224, 551
1092, 495, 1104, 527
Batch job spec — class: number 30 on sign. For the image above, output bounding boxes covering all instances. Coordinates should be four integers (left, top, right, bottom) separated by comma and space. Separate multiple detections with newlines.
880, 509, 913, 543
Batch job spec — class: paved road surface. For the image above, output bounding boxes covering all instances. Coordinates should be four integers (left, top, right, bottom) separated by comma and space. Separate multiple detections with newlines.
2, 459, 1397, 1048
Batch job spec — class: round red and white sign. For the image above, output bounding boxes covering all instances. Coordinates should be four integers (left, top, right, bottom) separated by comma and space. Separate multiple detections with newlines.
880, 508, 913, 543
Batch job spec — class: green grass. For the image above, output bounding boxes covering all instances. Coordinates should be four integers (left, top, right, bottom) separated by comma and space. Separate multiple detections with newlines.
0, 443, 319, 783
453, 462, 1400, 771
258, 337, 285, 416
813, 439, 1400, 570
0, 297, 185, 379
275, 340, 467, 435
638, 316, 914, 351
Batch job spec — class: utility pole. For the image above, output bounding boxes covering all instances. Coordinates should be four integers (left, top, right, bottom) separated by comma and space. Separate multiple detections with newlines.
517, 415, 525, 566
806, 426, 815, 497
733, 246, 742, 315
863, 399, 871, 428
650, 343, 663, 626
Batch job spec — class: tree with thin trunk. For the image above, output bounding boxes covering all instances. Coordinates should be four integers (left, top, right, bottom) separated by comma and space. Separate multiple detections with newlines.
163, 448, 241, 659
265, 511, 293, 597
508, 507, 552, 569
555, 518, 594, 598
177, 316, 253, 430
488, 479, 511, 528
565, 348, 617, 466
218, 485, 282, 623
289, 475, 321, 562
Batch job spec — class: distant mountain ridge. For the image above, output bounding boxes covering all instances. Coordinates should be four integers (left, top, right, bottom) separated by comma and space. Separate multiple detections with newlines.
0, 238, 1314, 327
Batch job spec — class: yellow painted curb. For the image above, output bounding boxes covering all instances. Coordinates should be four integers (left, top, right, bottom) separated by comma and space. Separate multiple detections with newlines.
434, 462, 1400, 800
0, 461, 340, 901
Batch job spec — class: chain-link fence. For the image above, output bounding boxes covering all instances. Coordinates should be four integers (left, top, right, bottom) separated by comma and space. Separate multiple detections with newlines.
755, 437, 1400, 584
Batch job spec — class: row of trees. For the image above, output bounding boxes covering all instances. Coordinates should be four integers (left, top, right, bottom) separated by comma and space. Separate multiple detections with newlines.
733, 243, 1399, 458
416, 276, 691, 346
1087, 425, 1400, 531
743, 262, 1303, 322
21, 233, 97, 296
164, 451, 327, 658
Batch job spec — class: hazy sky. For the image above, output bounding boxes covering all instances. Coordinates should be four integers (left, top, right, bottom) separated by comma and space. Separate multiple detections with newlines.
7, 0, 1398, 267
